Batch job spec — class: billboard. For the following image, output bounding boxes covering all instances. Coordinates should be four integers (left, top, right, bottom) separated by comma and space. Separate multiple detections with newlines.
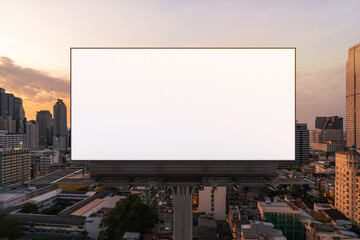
71, 48, 295, 161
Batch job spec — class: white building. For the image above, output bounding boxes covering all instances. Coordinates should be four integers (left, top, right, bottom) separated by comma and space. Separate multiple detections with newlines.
25, 121, 39, 149
198, 186, 226, 221
314, 161, 334, 174
0, 130, 26, 148
71, 195, 125, 239
0, 193, 27, 209
31, 149, 60, 174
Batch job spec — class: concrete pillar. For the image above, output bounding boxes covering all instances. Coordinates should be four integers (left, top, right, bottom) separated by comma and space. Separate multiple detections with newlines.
172, 186, 194, 240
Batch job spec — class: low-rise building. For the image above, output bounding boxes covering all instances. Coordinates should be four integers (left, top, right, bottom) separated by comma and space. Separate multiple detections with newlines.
323, 209, 352, 230
229, 205, 241, 237
240, 220, 286, 240
10, 190, 112, 239
257, 201, 304, 240
31, 149, 60, 175
0, 193, 27, 209
198, 186, 226, 220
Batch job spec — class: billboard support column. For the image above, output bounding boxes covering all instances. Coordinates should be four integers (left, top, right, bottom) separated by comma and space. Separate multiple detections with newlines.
171, 186, 195, 240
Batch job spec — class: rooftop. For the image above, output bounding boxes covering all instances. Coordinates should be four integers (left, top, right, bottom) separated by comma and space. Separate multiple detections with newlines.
0, 193, 26, 202
258, 201, 300, 214
27, 169, 82, 186
123, 232, 140, 238
323, 209, 349, 221
309, 211, 331, 222
27, 189, 61, 204
15, 214, 86, 226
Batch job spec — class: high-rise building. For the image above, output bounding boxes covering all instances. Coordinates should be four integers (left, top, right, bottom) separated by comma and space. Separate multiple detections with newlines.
346, 43, 360, 148
0, 147, 30, 186
14, 97, 25, 133
277, 122, 309, 168
53, 99, 67, 149
0, 116, 16, 133
335, 147, 360, 223
25, 120, 39, 149
311, 116, 346, 153
197, 186, 226, 220
36, 110, 52, 147
0, 88, 25, 133
295, 122, 310, 165
315, 116, 343, 130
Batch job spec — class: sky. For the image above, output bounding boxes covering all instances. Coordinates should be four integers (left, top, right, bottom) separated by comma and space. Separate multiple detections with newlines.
0, 0, 360, 129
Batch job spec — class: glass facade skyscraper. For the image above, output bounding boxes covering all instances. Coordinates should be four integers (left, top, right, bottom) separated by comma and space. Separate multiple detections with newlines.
346, 43, 360, 148
0, 88, 25, 133
53, 99, 67, 149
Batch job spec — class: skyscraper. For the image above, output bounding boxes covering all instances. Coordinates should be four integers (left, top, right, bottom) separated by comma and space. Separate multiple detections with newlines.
295, 122, 310, 165
53, 99, 67, 149
0, 88, 25, 133
346, 42, 360, 148
36, 110, 52, 147
277, 122, 309, 167
315, 116, 343, 130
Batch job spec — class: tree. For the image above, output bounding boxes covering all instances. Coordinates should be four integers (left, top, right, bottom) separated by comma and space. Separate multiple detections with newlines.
98, 194, 159, 240
289, 185, 307, 199
80, 230, 89, 240
40, 206, 64, 215
21, 202, 38, 214
0, 213, 22, 239
265, 186, 285, 198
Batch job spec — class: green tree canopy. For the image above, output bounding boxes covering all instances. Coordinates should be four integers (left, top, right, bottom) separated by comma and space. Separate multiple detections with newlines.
98, 194, 159, 240
40, 206, 64, 215
21, 202, 38, 214
289, 185, 307, 199
0, 213, 22, 240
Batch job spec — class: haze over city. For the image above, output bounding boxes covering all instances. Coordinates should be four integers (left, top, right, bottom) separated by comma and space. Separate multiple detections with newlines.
1, 0, 360, 129
2, 1, 360, 240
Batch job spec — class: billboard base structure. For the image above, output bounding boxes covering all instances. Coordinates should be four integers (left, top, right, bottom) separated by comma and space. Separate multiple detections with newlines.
88, 161, 277, 240
89, 160, 276, 178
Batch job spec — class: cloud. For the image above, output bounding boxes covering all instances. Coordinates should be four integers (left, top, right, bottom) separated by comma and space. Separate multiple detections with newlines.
0, 56, 70, 123
0, 56, 69, 103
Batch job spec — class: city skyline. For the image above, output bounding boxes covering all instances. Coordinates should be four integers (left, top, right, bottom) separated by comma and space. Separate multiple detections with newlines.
1, 0, 360, 129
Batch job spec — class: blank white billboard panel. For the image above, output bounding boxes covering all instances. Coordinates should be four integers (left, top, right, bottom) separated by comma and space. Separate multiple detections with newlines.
71, 48, 295, 160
